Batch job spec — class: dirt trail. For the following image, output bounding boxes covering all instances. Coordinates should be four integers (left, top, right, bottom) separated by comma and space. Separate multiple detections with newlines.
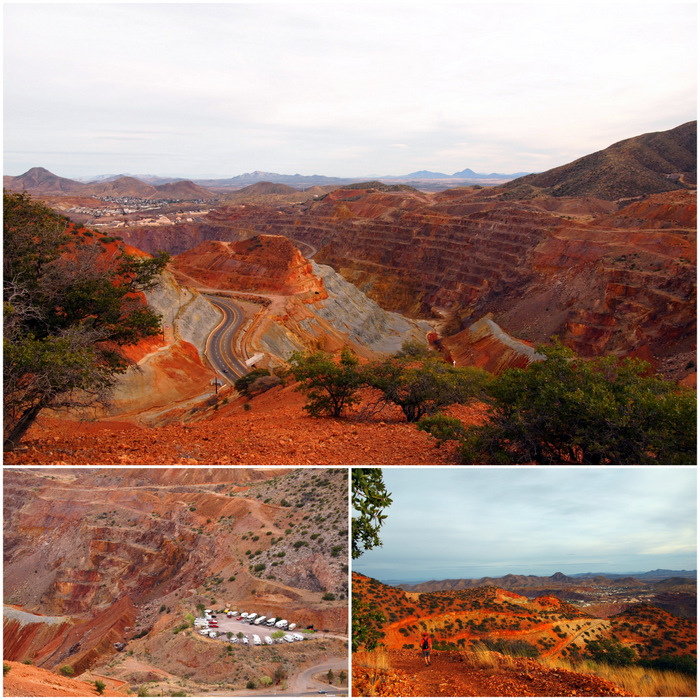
353, 649, 630, 697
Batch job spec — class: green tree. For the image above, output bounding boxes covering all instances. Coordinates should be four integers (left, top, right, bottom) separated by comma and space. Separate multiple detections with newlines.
462, 341, 697, 464
3, 191, 169, 449
352, 468, 392, 559
289, 347, 362, 417
365, 355, 488, 422
94, 680, 106, 695
352, 468, 392, 653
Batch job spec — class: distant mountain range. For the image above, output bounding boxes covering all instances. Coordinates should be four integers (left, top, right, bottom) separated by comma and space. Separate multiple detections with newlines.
4, 121, 695, 200
397, 569, 697, 592
4, 166, 530, 196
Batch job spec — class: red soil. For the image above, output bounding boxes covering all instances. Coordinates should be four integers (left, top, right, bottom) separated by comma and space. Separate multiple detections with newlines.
4, 382, 487, 465
353, 649, 630, 697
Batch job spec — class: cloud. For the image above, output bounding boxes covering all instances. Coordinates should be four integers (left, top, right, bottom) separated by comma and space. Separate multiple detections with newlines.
356, 468, 697, 581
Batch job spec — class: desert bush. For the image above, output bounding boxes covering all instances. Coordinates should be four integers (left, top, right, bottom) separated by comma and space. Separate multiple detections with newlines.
3, 663, 10, 676
94, 680, 106, 695
322, 592, 336, 600
259, 675, 273, 686
59, 665, 74, 677
234, 368, 271, 395
416, 413, 467, 443
461, 341, 696, 464
246, 680, 256, 689
290, 347, 362, 417
365, 355, 488, 422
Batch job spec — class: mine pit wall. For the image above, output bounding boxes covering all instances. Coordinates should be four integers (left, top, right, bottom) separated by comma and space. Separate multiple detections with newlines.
143, 269, 221, 356
253, 262, 433, 364
105, 271, 221, 415
3, 607, 70, 662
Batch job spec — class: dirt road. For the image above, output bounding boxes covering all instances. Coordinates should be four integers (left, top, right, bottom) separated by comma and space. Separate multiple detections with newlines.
353, 649, 629, 696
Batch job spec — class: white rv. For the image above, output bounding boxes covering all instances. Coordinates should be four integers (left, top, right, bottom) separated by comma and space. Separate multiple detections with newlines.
292, 633, 304, 641
287, 623, 297, 631
283, 634, 295, 643
264, 636, 273, 645
275, 619, 288, 629
266, 617, 277, 626
255, 616, 266, 625
209, 631, 218, 639
252, 634, 262, 645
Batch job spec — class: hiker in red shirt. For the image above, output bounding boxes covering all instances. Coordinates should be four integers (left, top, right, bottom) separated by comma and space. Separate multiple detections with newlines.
420, 631, 432, 666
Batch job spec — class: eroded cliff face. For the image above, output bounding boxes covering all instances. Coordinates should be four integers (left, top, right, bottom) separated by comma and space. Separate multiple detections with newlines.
117, 186, 696, 376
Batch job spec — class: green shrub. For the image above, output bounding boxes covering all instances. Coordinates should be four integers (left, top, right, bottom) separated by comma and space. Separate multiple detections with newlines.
94, 680, 106, 695
462, 341, 697, 464
246, 680, 256, 690
364, 355, 489, 422
3, 663, 10, 676
416, 413, 467, 443
322, 592, 336, 601
59, 665, 74, 677
290, 347, 362, 417
235, 368, 271, 395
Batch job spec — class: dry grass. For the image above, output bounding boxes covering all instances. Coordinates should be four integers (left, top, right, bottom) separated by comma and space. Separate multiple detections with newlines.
353, 647, 391, 697
539, 656, 697, 697
463, 643, 516, 672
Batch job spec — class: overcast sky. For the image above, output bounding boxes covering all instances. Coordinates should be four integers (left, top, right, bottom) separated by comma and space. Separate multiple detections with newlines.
3, 2, 697, 180
354, 468, 698, 583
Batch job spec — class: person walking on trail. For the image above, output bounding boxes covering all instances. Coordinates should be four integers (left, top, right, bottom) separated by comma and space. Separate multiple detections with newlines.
420, 631, 432, 666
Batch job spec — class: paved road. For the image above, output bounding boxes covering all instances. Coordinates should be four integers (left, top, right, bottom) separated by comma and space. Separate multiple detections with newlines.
204, 294, 249, 382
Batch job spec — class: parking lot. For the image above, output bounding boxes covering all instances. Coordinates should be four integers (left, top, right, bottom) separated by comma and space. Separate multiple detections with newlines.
195, 613, 311, 645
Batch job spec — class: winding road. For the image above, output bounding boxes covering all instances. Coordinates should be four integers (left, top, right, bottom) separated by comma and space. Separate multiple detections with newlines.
204, 294, 249, 382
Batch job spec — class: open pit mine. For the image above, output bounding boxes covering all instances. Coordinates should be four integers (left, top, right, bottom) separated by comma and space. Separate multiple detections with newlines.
2, 121, 696, 464
3, 467, 349, 696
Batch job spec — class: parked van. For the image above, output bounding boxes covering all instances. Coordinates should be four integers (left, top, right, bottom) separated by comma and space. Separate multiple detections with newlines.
283, 634, 295, 643
292, 633, 304, 641
266, 617, 277, 626
241, 636, 249, 645
264, 636, 273, 645
287, 623, 297, 631
252, 634, 261, 645
209, 631, 218, 639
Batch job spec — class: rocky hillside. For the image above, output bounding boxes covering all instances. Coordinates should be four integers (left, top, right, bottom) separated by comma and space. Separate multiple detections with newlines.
501, 121, 696, 199
174, 235, 327, 297
352, 572, 696, 667
4, 167, 217, 200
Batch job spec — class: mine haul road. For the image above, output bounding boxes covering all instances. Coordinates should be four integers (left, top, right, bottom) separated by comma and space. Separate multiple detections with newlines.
204, 294, 249, 382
